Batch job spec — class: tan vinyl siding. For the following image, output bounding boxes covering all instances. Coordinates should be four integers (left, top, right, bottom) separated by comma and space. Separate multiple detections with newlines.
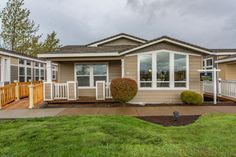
79, 89, 96, 97
58, 62, 74, 83
124, 56, 137, 81
109, 61, 121, 81
218, 62, 236, 80
123, 51, 202, 103
100, 38, 141, 46
10, 65, 18, 82
10, 57, 18, 65
189, 55, 202, 93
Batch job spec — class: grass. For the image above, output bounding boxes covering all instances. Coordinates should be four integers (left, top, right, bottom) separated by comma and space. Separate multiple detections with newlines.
0, 114, 235, 157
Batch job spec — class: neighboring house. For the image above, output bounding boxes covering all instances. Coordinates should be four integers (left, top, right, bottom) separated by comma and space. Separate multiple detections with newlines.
39, 33, 230, 104
0, 48, 58, 86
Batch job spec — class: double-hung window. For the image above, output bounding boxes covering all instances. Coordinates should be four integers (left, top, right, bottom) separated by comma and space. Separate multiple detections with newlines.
34, 62, 45, 81
19, 59, 32, 82
139, 51, 188, 89
52, 66, 57, 80
203, 58, 213, 69
75, 63, 108, 87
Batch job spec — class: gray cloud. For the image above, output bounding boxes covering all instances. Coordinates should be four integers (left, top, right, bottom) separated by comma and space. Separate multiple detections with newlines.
0, 0, 236, 48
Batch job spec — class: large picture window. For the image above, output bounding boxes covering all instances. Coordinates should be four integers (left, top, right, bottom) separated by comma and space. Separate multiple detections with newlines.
139, 51, 188, 89
75, 63, 108, 87
156, 52, 170, 87
174, 54, 187, 88
140, 54, 152, 87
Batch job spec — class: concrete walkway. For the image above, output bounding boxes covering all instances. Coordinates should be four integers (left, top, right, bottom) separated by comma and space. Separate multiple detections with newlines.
0, 106, 236, 119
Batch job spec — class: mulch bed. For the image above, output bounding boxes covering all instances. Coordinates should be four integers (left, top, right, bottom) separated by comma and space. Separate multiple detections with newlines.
137, 115, 200, 126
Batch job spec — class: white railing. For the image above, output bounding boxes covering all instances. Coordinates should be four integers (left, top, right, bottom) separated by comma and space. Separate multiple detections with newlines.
203, 80, 236, 99
220, 80, 236, 98
105, 82, 112, 98
202, 81, 214, 93
54, 83, 68, 99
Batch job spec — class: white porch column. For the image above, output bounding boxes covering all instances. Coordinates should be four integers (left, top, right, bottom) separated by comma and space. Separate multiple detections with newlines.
46, 61, 52, 82
121, 59, 124, 78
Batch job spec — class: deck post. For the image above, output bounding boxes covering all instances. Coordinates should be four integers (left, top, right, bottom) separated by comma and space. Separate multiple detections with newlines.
29, 84, 34, 109
218, 78, 222, 96
213, 68, 217, 105
0, 91, 2, 109
121, 59, 124, 78
14, 80, 20, 101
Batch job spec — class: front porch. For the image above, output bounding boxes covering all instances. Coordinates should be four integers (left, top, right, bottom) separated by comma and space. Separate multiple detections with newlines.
44, 58, 123, 102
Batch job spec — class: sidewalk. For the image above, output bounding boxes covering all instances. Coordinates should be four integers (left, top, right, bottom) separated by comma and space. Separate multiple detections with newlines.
0, 106, 236, 119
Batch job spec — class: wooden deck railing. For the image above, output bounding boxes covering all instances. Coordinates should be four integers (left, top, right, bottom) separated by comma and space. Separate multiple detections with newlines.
0, 83, 16, 108
19, 82, 31, 98
33, 83, 44, 107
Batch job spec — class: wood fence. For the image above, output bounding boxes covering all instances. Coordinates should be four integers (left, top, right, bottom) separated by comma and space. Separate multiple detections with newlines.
0, 83, 16, 107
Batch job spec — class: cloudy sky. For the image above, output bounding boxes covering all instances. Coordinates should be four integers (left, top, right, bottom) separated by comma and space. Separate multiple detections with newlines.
0, 0, 236, 48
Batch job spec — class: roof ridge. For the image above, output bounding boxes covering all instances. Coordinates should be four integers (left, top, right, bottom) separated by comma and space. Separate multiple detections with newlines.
86, 33, 147, 46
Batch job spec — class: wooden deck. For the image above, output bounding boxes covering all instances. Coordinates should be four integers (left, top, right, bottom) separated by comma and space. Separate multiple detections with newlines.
204, 93, 236, 102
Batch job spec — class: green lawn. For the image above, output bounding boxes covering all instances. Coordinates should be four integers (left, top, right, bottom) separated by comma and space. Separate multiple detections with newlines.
0, 114, 235, 157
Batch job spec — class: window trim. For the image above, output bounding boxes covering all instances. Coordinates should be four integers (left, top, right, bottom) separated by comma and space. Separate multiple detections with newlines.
137, 50, 189, 90
18, 59, 33, 82
34, 62, 46, 81
74, 62, 109, 89
203, 57, 213, 69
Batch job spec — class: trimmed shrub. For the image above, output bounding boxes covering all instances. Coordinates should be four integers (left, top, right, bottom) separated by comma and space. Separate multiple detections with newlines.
110, 78, 138, 103
180, 91, 203, 105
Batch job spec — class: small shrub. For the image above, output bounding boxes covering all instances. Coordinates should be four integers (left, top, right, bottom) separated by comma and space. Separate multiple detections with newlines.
110, 78, 138, 103
180, 91, 203, 105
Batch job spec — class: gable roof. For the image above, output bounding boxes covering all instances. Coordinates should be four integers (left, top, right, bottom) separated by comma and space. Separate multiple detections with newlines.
38, 33, 236, 59
0, 48, 45, 63
119, 36, 213, 55
87, 33, 147, 47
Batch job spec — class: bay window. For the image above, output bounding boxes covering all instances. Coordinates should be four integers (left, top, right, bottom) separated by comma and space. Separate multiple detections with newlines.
139, 51, 188, 89
140, 54, 152, 87
174, 54, 187, 88
75, 63, 108, 87
156, 52, 170, 87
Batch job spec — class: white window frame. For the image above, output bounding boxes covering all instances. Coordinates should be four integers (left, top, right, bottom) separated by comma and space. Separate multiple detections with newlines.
137, 50, 189, 90
74, 62, 109, 89
52, 66, 57, 80
18, 59, 33, 82
34, 62, 46, 81
203, 57, 213, 69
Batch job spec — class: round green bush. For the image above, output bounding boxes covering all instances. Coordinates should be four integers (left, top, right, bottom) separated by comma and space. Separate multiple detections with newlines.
110, 78, 138, 103
180, 91, 203, 105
